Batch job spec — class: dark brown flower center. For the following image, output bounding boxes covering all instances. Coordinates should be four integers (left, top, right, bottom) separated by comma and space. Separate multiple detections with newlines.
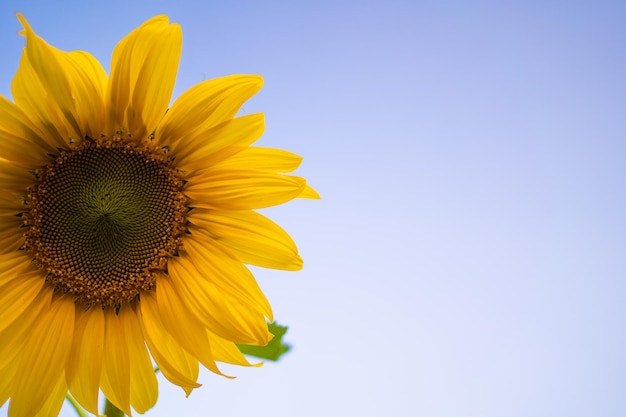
24, 136, 186, 308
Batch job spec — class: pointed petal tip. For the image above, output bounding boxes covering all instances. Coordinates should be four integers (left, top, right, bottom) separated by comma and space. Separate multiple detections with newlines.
182, 382, 202, 398
15, 13, 26, 27
300, 184, 321, 199
15, 14, 37, 40
15, 14, 29, 38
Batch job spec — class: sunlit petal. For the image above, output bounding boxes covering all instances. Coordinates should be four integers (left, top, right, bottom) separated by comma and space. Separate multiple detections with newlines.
100, 307, 131, 416
188, 208, 303, 271
157, 74, 263, 146
9, 294, 74, 417
66, 307, 104, 415
106, 15, 181, 139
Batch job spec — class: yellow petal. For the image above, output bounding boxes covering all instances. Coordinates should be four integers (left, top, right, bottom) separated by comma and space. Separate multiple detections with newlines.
147, 281, 231, 377
0, 218, 23, 246
168, 253, 270, 345
0, 127, 51, 168
0, 279, 41, 405
0, 95, 57, 162
16, 15, 84, 140
210, 147, 303, 173
138, 297, 201, 396
9, 12, 113, 148
15, 15, 106, 144
207, 331, 260, 367
11, 50, 69, 149
298, 184, 321, 199
70, 50, 107, 96
0, 352, 19, 407
0, 97, 57, 168
0, 270, 44, 334
0, 251, 33, 277
61, 50, 108, 138
173, 113, 265, 171
10, 293, 74, 417
129, 26, 181, 140
0, 218, 26, 255
0, 157, 34, 194
188, 209, 302, 271
182, 233, 273, 319
184, 169, 306, 210
31, 372, 67, 417
106, 15, 181, 139
100, 307, 131, 416
0, 287, 52, 371
0, 213, 24, 237
157, 74, 263, 146
123, 305, 158, 414
67, 306, 104, 415
0, 193, 27, 216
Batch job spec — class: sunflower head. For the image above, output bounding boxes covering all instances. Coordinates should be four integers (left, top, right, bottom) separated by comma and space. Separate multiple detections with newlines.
24, 135, 187, 308
0, 14, 318, 417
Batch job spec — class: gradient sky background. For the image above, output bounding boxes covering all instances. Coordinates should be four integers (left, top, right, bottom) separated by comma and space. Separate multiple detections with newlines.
1, 1, 625, 416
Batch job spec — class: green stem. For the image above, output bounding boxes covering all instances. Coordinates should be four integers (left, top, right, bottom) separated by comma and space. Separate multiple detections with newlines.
104, 398, 125, 417
65, 393, 88, 417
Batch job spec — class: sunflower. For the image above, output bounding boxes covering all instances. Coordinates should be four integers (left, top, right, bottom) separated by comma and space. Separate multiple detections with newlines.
0, 15, 318, 417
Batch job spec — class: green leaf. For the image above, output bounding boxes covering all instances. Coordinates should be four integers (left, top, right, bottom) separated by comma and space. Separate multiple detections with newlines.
237, 322, 291, 361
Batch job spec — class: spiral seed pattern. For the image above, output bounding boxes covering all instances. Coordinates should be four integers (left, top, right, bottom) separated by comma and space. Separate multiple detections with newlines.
24, 137, 187, 307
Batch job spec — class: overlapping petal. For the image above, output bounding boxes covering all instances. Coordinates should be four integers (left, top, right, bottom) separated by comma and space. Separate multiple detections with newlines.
97, 306, 159, 415
157, 75, 263, 146
60, 50, 108, 138
14, 16, 80, 145
185, 169, 307, 210
168, 252, 270, 344
0, 353, 19, 407
172, 113, 265, 171
100, 308, 132, 416
0, 285, 51, 372
0, 271, 44, 334
15, 15, 108, 146
0, 218, 27, 255
188, 209, 302, 270
32, 373, 67, 417
124, 306, 158, 414
66, 307, 104, 415
139, 299, 201, 396
9, 294, 74, 417
147, 279, 230, 377
211, 147, 303, 172
207, 331, 260, 367
0, 96, 56, 166
181, 233, 273, 319
0, 157, 36, 194
106, 15, 181, 139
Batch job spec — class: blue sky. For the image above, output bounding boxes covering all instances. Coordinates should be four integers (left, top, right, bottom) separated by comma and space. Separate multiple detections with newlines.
1, 1, 625, 416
